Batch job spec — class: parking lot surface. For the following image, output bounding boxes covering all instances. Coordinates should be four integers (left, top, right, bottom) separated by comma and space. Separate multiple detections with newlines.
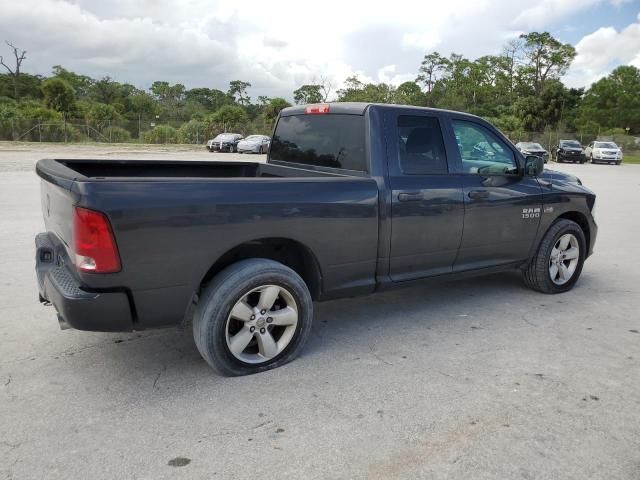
1, 143, 639, 479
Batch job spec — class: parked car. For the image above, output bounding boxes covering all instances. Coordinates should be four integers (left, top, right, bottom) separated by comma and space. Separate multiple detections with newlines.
207, 133, 243, 152
584, 141, 623, 165
35, 102, 597, 376
238, 135, 271, 154
553, 140, 586, 163
515, 142, 549, 163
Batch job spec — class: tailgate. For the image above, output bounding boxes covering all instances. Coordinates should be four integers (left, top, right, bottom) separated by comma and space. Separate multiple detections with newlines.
40, 178, 76, 254
37, 160, 81, 257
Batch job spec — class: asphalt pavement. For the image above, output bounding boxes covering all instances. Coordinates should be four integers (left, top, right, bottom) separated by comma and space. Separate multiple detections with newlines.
1, 144, 638, 479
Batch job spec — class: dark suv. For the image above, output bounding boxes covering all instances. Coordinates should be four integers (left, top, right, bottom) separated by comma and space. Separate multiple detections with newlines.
554, 140, 586, 163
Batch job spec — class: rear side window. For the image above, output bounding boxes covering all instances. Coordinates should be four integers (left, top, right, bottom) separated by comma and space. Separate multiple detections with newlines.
397, 115, 448, 174
269, 114, 366, 171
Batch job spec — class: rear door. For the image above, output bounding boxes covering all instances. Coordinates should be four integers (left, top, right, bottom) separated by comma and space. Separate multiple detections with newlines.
447, 117, 543, 270
385, 109, 465, 281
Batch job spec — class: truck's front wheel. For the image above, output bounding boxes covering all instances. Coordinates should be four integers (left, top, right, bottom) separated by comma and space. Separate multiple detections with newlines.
193, 259, 313, 376
522, 219, 586, 294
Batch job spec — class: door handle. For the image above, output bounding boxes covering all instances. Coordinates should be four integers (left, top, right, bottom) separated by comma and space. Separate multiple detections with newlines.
398, 192, 423, 202
468, 190, 490, 199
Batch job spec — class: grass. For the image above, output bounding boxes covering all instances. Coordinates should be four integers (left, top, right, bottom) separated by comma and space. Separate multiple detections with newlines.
623, 154, 640, 164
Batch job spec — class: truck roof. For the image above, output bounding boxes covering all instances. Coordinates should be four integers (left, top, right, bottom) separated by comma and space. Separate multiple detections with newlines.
280, 102, 482, 120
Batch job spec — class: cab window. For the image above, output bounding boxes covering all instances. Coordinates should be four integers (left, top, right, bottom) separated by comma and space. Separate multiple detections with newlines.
452, 120, 518, 175
397, 115, 448, 174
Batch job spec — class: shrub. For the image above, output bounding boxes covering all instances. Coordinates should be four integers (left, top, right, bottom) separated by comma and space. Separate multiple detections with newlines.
177, 119, 208, 144
143, 124, 177, 144
104, 126, 132, 143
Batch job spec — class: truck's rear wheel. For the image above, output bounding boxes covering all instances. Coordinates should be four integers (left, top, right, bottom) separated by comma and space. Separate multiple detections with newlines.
193, 259, 313, 376
523, 219, 586, 294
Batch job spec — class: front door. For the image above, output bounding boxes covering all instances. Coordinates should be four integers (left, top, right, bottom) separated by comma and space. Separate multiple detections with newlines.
449, 118, 543, 270
386, 111, 465, 281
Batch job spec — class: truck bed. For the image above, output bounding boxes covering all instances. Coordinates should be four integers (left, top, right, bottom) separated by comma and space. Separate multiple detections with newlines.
37, 158, 353, 183
35, 157, 380, 330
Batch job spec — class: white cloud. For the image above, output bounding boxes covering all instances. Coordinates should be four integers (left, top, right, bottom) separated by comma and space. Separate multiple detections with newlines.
564, 19, 640, 87
0, 0, 634, 99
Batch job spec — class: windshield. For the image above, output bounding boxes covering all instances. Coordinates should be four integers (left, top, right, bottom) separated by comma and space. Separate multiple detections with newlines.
595, 142, 618, 149
244, 135, 262, 141
560, 140, 581, 148
521, 142, 544, 150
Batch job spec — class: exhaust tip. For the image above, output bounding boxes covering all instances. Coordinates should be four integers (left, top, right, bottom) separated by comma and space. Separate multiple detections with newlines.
57, 315, 72, 330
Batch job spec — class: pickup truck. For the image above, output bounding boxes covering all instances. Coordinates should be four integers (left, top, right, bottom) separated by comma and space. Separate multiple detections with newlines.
35, 102, 597, 376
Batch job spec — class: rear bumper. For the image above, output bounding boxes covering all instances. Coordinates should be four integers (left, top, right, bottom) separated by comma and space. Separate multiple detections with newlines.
36, 233, 133, 332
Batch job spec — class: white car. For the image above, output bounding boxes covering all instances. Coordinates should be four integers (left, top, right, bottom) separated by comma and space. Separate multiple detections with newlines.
584, 141, 623, 165
237, 135, 271, 154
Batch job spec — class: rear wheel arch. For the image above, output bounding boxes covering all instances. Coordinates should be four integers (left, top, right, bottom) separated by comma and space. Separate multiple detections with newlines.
198, 238, 323, 301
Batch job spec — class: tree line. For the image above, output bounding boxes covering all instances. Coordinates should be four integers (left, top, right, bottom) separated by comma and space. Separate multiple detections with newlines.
0, 31, 638, 144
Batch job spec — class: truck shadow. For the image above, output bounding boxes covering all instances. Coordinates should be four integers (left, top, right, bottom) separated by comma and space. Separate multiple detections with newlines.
85, 269, 581, 382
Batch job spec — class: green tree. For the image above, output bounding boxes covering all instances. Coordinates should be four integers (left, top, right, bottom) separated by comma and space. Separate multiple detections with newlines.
51, 66, 94, 98
127, 92, 156, 116
293, 84, 323, 104
519, 32, 576, 94
210, 104, 248, 128
336, 76, 396, 103
416, 52, 448, 94
150, 81, 186, 106
86, 102, 122, 130
393, 81, 426, 105
577, 65, 640, 133
90, 77, 122, 104
41, 78, 76, 113
263, 97, 291, 120
185, 87, 228, 110
228, 80, 251, 105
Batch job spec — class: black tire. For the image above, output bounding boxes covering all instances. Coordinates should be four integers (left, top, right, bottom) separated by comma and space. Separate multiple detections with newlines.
522, 219, 586, 294
193, 259, 313, 376
557, 155, 563, 163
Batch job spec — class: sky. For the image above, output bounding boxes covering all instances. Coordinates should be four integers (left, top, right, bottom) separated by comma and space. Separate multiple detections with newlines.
0, 0, 638, 101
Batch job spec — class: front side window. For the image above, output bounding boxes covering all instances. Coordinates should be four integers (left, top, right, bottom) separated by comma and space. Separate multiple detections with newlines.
452, 120, 518, 175
397, 115, 448, 174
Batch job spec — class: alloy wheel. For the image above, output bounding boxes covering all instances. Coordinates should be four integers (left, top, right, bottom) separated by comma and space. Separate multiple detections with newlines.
549, 233, 580, 285
225, 284, 298, 364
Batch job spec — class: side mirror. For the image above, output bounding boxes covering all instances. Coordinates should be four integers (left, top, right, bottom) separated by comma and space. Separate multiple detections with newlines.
525, 155, 544, 176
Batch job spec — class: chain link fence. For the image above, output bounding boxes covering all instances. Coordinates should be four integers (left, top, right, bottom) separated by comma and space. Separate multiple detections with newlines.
0, 117, 275, 144
0, 118, 638, 154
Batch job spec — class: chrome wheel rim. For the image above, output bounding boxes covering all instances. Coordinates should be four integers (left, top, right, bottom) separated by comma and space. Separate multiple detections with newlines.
549, 233, 580, 285
225, 285, 298, 364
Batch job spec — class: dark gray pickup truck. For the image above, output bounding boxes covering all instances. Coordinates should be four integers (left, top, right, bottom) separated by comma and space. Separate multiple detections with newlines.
35, 102, 597, 375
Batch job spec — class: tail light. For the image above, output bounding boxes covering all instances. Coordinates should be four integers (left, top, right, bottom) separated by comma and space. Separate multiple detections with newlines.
305, 104, 330, 114
73, 206, 121, 273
